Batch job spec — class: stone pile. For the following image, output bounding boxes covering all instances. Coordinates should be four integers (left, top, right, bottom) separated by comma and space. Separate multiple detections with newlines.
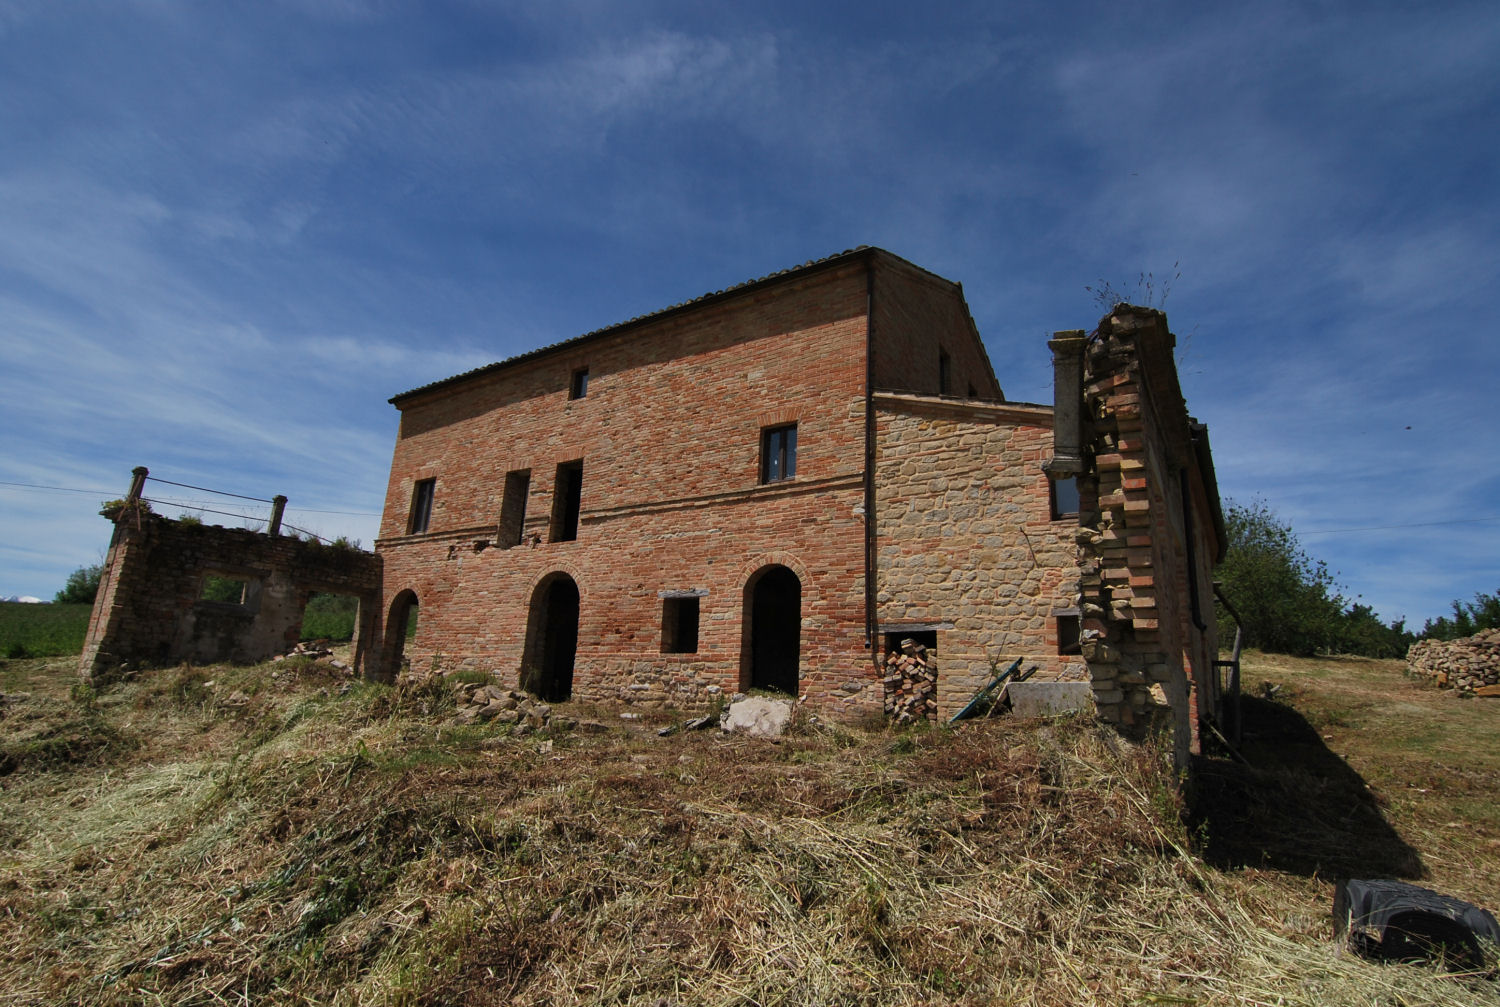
1407, 629, 1500, 696
272, 641, 352, 673
884, 638, 937, 723
452, 680, 577, 732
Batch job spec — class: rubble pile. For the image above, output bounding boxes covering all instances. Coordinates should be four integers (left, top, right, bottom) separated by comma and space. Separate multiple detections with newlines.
1407, 628, 1500, 696
452, 680, 577, 733
272, 641, 352, 673
883, 638, 937, 723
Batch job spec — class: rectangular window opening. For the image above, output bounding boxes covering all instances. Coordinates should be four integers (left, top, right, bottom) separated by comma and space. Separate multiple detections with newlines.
760, 423, 797, 483
939, 348, 952, 396
499, 469, 531, 546
200, 574, 250, 605
1050, 476, 1080, 520
883, 630, 938, 655
1057, 613, 1082, 656
408, 478, 435, 534
300, 591, 359, 642
569, 367, 589, 400
661, 596, 700, 654
550, 460, 583, 542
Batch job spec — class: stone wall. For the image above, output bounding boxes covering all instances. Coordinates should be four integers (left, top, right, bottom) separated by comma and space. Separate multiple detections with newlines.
80, 512, 382, 681
1407, 629, 1500, 694
874, 394, 1080, 719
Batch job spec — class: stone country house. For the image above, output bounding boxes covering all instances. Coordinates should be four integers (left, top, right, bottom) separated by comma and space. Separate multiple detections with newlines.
80, 246, 1227, 763
373, 247, 1227, 759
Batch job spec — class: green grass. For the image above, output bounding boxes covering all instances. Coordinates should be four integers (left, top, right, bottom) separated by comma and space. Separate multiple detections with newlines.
299, 592, 359, 641
0, 602, 91, 659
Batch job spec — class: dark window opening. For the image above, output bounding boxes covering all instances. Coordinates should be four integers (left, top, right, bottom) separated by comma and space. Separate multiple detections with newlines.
409, 478, 435, 534
499, 469, 530, 546
662, 597, 700, 654
522, 574, 578, 702
1050, 477, 1080, 519
939, 348, 952, 395
745, 565, 800, 694
1057, 613, 1082, 656
550, 460, 583, 542
200, 574, 250, 605
386, 591, 419, 673
569, 367, 589, 400
967, 383, 978, 398
760, 424, 797, 483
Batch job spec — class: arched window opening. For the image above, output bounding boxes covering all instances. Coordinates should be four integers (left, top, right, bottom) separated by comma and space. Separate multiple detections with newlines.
522, 573, 579, 702
743, 565, 800, 695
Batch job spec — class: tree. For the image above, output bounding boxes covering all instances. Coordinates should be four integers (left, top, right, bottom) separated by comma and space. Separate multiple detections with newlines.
1214, 499, 1415, 657
1214, 499, 1344, 656
1420, 589, 1500, 640
55, 563, 103, 605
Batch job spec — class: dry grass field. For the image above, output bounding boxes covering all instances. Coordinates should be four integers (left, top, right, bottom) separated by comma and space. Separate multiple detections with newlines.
1, 648, 1495, 1006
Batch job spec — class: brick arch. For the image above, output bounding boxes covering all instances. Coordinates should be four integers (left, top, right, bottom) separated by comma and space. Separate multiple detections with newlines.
379, 588, 420, 681
734, 552, 812, 591
524, 561, 588, 602
739, 557, 807, 695
521, 571, 580, 702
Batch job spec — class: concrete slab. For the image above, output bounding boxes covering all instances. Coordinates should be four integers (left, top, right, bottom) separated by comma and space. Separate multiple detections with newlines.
1006, 681, 1094, 718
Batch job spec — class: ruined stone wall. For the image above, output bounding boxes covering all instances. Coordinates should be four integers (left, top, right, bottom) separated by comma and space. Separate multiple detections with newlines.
80, 514, 382, 680
874, 395, 1080, 718
1408, 629, 1500, 694
1068, 307, 1220, 765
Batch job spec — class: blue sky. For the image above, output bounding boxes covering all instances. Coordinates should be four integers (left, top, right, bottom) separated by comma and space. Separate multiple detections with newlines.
1, 0, 1496, 627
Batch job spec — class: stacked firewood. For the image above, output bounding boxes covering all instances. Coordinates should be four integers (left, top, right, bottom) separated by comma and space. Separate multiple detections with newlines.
884, 638, 937, 723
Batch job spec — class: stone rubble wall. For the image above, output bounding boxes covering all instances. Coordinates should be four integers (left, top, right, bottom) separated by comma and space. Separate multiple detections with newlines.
1407, 629, 1500, 694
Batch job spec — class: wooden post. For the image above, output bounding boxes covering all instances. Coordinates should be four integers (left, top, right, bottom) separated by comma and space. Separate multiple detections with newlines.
126, 466, 148, 502
268, 495, 287, 537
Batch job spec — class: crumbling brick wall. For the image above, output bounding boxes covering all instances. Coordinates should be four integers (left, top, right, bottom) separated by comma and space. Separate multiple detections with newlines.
1055, 307, 1223, 766
80, 513, 382, 681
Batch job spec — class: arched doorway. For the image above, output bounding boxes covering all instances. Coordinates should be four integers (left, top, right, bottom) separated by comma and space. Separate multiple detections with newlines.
521, 573, 579, 702
744, 565, 800, 695
384, 590, 418, 678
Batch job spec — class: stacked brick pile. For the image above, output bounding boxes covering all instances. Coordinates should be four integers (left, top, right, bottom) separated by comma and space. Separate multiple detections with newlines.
1407, 629, 1500, 695
884, 639, 937, 722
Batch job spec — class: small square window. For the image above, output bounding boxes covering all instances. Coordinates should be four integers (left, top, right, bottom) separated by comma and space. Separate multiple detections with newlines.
569, 367, 589, 400
760, 424, 797, 483
1057, 612, 1082, 656
409, 478, 435, 534
1050, 477, 1079, 520
662, 596, 700, 654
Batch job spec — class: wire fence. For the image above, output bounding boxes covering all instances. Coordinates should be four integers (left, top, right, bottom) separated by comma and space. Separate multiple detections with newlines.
139, 474, 339, 544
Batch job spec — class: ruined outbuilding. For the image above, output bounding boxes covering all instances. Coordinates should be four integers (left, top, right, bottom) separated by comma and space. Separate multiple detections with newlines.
79, 471, 381, 680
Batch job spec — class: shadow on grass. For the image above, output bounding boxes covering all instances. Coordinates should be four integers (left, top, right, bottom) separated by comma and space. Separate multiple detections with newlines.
1191, 696, 1425, 879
